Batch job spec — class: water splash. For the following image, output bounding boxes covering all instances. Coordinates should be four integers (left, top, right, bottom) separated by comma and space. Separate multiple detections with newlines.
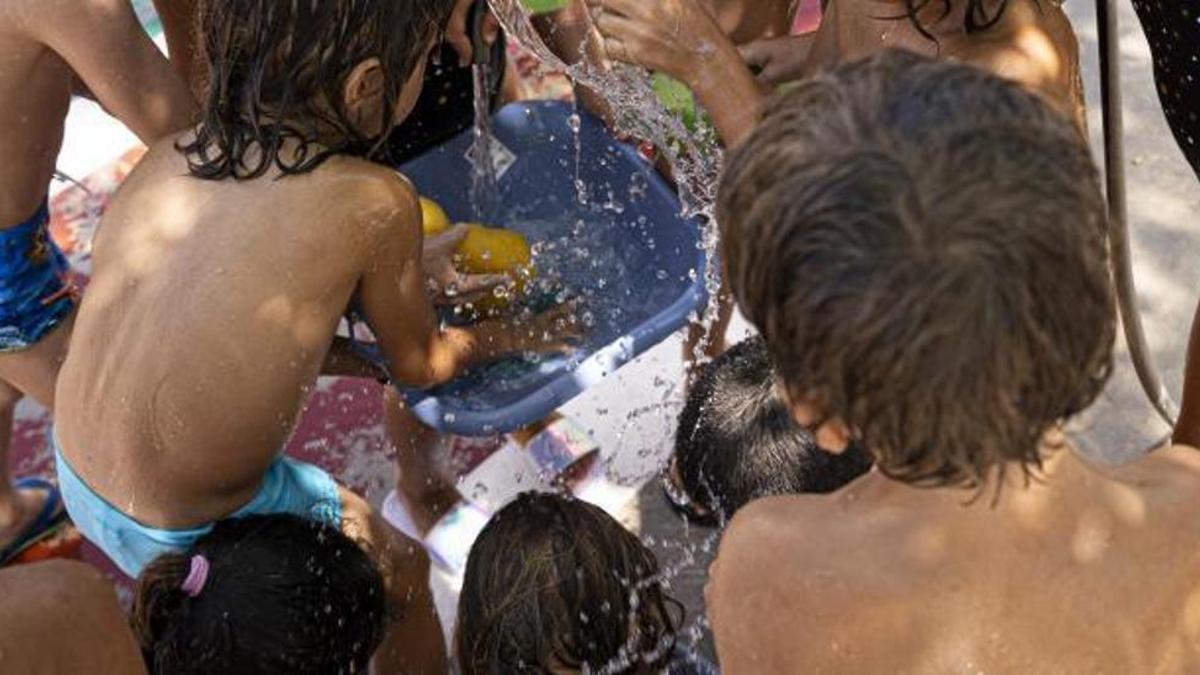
486, 0, 727, 365
469, 62, 502, 221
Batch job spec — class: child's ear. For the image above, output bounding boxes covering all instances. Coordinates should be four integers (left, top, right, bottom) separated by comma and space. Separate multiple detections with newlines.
343, 57, 386, 128
783, 385, 853, 455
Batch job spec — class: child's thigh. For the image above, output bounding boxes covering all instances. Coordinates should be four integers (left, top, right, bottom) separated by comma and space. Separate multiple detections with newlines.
0, 309, 74, 408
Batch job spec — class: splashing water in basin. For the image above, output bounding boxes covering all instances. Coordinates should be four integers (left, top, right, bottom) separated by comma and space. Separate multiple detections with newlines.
479, 0, 726, 366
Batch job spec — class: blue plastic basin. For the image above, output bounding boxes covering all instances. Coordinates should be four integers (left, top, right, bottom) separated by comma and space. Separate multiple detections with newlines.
392, 100, 707, 435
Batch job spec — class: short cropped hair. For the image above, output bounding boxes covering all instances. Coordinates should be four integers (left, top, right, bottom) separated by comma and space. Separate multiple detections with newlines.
718, 50, 1114, 490
675, 337, 872, 519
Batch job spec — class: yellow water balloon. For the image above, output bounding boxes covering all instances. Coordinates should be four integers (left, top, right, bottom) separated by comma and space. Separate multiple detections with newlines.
420, 197, 451, 236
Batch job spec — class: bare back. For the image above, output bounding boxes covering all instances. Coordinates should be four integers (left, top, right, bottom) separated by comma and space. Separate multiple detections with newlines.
708, 446, 1200, 673
54, 138, 415, 528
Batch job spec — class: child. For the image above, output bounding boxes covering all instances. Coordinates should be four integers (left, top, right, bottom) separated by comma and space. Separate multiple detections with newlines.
587, 0, 1084, 145
708, 50, 1200, 672
667, 336, 872, 525
0, 560, 145, 673
133, 514, 387, 675
457, 492, 716, 674
53, 0, 577, 671
0, 0, 195, 565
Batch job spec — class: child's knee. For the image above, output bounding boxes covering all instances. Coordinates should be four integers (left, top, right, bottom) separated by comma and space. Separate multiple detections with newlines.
0, 380, 23, 410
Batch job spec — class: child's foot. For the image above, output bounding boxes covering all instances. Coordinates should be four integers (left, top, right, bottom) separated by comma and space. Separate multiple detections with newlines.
0, 480, 68, 565
0, 488, 48, 548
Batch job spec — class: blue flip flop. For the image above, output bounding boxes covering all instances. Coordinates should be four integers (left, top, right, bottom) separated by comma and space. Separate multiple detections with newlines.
0, 477, 69, 567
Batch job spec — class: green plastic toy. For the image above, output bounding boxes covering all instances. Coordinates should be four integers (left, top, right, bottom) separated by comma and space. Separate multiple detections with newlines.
522, 0, 570, 14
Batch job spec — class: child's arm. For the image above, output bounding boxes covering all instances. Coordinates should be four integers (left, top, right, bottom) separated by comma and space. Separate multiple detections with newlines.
356, 177, 579, 389
533, 1, 620, 127
27, 0, 196, 144
1174, 297, 1200, 447
586, 0, 764, 147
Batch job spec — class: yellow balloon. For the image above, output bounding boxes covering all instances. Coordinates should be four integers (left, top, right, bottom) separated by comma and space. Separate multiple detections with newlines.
420, 197, 451, 236
456, 224, 532, 273
456, 224, 536, 313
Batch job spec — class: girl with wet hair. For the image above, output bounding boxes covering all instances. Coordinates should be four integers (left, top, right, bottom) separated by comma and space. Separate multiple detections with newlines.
132, 514, 388, 675
456, 493, 715, 675
179, 0, 458, 179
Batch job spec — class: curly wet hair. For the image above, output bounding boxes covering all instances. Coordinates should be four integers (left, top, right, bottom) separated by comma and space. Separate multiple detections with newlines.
179, 0, 455, 180
718, 50, 1115, 491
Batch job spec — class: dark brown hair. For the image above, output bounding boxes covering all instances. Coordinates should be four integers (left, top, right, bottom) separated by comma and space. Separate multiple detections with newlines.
179, 0, 455, 180
456, 493, 682, 674
718, 50, 1114, 490
132, 514, 387, 675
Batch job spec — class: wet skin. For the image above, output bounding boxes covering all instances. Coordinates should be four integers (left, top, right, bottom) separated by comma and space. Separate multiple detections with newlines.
707, 444, 1200, 673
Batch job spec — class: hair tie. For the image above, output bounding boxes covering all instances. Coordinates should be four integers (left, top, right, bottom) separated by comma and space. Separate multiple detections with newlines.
180, 555, 210, 598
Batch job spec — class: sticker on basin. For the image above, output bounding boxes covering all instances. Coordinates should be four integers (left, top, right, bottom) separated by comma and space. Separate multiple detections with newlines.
466, 138, 518, 181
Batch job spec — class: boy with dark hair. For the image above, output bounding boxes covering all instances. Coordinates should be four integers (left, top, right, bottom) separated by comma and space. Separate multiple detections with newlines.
706, 50, 1200, 672
53, 0, 576, 671
0, 0, 195, 565
667, 336, 871, 524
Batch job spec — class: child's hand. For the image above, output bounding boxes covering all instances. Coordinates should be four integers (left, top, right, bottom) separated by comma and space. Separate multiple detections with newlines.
506, 302, 586, 357
422, 224, 509, 306
738, 35, 815, 88
585, 0, 731, 89
446, 0, 501, 67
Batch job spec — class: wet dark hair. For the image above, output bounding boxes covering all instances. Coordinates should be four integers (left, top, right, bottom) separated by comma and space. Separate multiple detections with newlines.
179, 0, 456, 180
457, 493, 682, 674
718, 50, 1114, 492
676, 337, 873, 520
132, 514, 387, 675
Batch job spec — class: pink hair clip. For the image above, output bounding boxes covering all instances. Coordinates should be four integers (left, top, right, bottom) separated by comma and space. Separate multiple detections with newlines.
180, 555, 210, 598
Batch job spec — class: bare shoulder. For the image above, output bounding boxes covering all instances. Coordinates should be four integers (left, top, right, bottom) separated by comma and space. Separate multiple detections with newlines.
1111, 443, 1200, 500
711, 487, 909, 595
957, 0, 1082, 116
314, 157, 422, 244
708, 491, 926, 671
